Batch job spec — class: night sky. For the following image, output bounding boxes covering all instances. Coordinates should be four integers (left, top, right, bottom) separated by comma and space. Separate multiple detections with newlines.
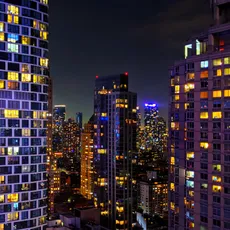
49, 0, 212, 123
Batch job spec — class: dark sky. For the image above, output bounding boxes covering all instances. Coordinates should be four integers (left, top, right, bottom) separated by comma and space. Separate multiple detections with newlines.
49, 0, 212, 122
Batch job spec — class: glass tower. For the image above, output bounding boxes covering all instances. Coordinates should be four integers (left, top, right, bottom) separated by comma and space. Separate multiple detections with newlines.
0, 0, 49, 229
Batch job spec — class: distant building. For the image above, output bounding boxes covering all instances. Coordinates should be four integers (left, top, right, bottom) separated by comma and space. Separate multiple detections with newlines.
81, 115, 94, 200
94, 73, 137, 229
76, 112, 83, 130
53, 105, 66, 125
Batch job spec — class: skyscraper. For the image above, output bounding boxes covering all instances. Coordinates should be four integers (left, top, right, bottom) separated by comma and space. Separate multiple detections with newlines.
81, 115, 94, 200
93, 73, 137, 230
0, 0, 49, 228
169, 1, 230, 229
76, 112, 83, 130
53, 105, 66, 125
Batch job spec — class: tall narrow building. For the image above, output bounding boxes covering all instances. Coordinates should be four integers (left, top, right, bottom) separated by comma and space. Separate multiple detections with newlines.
94, 73, 137, 230
0, 0, 49, 229
169, 1, 230, 229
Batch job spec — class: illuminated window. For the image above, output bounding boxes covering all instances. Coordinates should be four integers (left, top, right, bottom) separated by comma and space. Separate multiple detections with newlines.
0, 32, 4, 41
224, 57, 230, 65
7, 212, 19, 221
200, 92, 208, 99
39, 23, 47, 31
171, 79, 174, 86
224, 68, 230, 75
22, 36, 30, 45
40, 58, 48, 67
213, 164, 221, 172
196, 39, 201, 55
200, 71, 208, 78
216, 69, 222, 76
98, 149, 106, 154
224, 90, 230, 97
212, 185, 221, 193
201, 60, 208, 68
175, 103, 179, 109
7, 72, 18, 81
185, 44, 192, 59
21, 64, 29, 73
4, 110, 19, 118
184, 83, 194, 92
212, 112, 222, 119
22, 129, 30, 137
187, 73, 195, 80
0, 176, 4, 184
186, 171, 194, 178
200, 142, 209, 149
170, 183, 175, 191
8, 43, 19, 53
171, 122, 179, 130
40, 31, 48, 40
40, 0, 48, 4
186, 180, 194, 188
213, 59, 222, 66
7, 193, 18, 202
175, 95, 179, 101
0, 81, 4, 89
7, 15, 18, 24
0, 195, 4, 203
170, 157, 175, 165
21, 74, 31, 82
8, 82, 19, 90
213, 90, 222, 98
0, 22, 4, 32
170, 202, 175, 210
186, 152, 194, 160
8, 34, 19, 43
200, 112, 208, 119
8, 5, 19, 15
212, 176, 221, 182
174, 85, 180, 93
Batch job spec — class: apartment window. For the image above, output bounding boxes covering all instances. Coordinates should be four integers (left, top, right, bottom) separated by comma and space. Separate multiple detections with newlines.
201, 100, 208, 109
4, 110, 19, 118
201, 164, 208, 170
7, 193, 18, 202
200, 71, 208, 78
40, 58, 48, 67
201, 193, 208, 200
213, 90, 222, 98
213, 219, 221, 227
213, 196, 221, 203
0, 23, 4, 32
7, 72, 18, 81
200, 122, 208, 129
200, 142, 209, 149
22, 36, 30, 45
213, 112, 222, 119
0, 32, 4, 42
200, 92, 208, 99
213, 59, 222, 66
213, 164, 221, 171
213, 100, 221, 108
225, 68, 230, 76
213, 78, 221, 88
213, 122, 221, 130
201, 80, 208, 88
225, 90, 230, 97
8, 5, 19, 15
40, 31, 48, 40
201, 61, 208, 68
187, 73, 195, 80
41, 0, 48, 5
213, 207, 221, 216
21, 74, 31, 82
7, 43, 18, 53
200, 112, 208, 119
224, 57, 230, 65
214, 69, 222, 77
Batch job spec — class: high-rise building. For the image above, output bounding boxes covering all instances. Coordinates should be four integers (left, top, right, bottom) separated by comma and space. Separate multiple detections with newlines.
76, 112, 83, 130
143, 103, 166, 151
53, 105, 66, 125
81, 115, 94, 200
168, 1, 230, 229
0, 0, 49, 229
94, 73, 137, 230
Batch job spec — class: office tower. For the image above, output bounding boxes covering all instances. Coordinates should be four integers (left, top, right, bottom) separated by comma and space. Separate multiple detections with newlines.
53, 105, 66, 125
0, 0, 49, 229
168, 1, 230, 229
143, 103, 166, 151
136, 106, 142, 151
76, 112, 83, 130
94, 73, 137, 230
81, 115, 94, 200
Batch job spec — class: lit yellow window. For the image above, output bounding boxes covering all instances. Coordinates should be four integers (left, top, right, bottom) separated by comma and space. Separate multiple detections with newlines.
22, 36, 30, 45
7, 212, 19, 221
224, 57, 230, 65
98, 149, 106, 154
175, 85, 180, 93
7, 193, 18, 202
175, 103, 179, 109
200, 142, 209, 149
41, 0, 48, 4
8, 5, 19, 15
213, 164, 221, 171
14, 16, 19, 24
187, 73, 195, 80
171, 122, 179, 130
0, 22, 4, 32
7, 72, 18, 81
200, 112, 208, 119
0, 32, 4, 41
213, 59, 222, 66
40, 31, 48, 40
184, 83, 194, 92
212, 185, 221, 192
40, 58, 49, 67
212, 112, 222, 119
224, 90, 230, 97
4, 110, 19, 118
186, 152, 194, 160
171, 79, 174, 86
175, 95, 179, 101
0, 195, 4, 203
200, 71, 208, 78
224, 68, 230, 75
170, 202, 175, 210
212, 176, 221, 182
39, 23, 47, 31
170, 157, 175, 165
22, 129, 30, 137
7, 14, 13, 23
0, 81, 4, 89
170, 183, 175, 191
21, 74, 31, 82
101, 113, 107, 117
213, 90, 222, 98
216, 69, 222, 76
200, 92, 208, 99
0, 176, 4, 184
186, 171, 194, 178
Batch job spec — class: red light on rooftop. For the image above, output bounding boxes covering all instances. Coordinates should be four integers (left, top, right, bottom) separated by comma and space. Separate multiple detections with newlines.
124, 72, 128, 76
96, 75, 99, 79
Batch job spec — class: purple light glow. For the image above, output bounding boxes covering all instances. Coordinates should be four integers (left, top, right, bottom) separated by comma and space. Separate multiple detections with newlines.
145, 103, 157, 107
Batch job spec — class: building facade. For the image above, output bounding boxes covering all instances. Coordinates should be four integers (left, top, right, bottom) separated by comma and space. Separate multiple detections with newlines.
81, 115, 94, 200
0, 0, 49, 229
168, 1, 230, 229
93, 73, 137, 230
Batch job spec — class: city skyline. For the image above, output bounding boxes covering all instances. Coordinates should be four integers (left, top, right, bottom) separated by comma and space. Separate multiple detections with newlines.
49, 0, 212, 121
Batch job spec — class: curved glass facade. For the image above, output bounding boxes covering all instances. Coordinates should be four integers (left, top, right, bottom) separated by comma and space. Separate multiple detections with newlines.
0, 0, 49, 229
